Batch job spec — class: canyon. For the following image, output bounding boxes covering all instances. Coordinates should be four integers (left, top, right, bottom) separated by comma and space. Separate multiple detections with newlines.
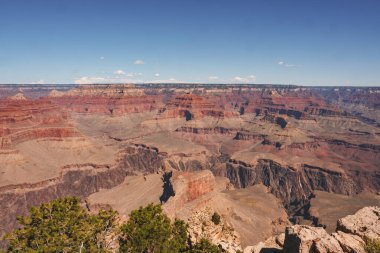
0, 83, 379, 251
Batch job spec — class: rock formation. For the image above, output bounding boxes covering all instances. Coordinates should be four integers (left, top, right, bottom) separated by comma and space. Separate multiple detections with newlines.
249, 206, 380, 253
187, 206, 242, 253
337, 206, 380, 241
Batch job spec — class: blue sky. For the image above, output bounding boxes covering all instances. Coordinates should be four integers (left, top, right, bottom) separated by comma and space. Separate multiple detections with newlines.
0, 0, 379, 85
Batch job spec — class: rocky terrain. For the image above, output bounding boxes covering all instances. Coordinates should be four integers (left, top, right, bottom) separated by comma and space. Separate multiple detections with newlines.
0, 83, 379, 250
248, 206, 380, 253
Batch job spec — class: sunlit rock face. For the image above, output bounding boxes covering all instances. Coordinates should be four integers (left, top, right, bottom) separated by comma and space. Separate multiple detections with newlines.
255, 206, 380, 253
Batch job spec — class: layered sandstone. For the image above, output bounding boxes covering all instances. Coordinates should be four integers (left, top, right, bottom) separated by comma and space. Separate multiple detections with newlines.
0, 98, 77, 149
158, 93, 239, 120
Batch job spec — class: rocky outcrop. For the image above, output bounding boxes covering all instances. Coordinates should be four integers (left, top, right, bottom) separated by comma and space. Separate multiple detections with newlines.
246, 233, 284, 253
248, 231, 365, 253
160, 170, 243, 252
332, 231, 365, 253
187, 206, 241, 253
163, 152, 213, 172
283, 225, 343, 253
163, 170, 216, 216
337, 206, 380, 241
282, 224, 368, 253
249, 206, 380, 253
115, 144, 165, 175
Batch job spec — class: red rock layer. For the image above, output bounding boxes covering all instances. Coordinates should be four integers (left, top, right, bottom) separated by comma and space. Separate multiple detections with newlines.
158, 94, 239, 120
0, 99, 77, 149
223, 89, 345, 119
164, 170, 216, 216
51, 94, 165, 115
0, 99, 67, 125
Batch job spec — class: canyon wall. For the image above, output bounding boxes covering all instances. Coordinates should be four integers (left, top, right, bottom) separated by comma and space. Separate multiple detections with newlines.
0, 164, 125, 247
218, 159, 367, 215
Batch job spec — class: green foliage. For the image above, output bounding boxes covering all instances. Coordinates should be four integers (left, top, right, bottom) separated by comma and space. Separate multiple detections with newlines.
4, 196, 118, 253
5, 198, 225, 253
211, 212, 221, 225
119, 203, 188, 253
191, 238, 224, 253
364, 238, 380, 253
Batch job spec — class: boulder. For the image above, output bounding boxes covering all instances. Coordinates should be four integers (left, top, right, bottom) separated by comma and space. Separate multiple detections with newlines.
337, 206, 380, 241
251, 206, 380, 253
283, 225, 343, 253
332, 231, 365, 253
247, 233, 284, 253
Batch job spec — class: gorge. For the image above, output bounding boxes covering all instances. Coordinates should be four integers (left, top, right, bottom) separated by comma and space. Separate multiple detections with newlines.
0, 83, 379, 251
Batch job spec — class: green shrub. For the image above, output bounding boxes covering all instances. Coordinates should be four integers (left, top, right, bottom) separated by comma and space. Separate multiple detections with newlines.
191, 238, 224, 253
119, 203, 188, 253
5, 198, 224, 253
4, 196, 118, 253
364, 238, 380, 253
211, 212, 221, 225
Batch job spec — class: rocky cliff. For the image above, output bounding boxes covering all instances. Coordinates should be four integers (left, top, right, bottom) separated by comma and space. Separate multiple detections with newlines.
115, 144, 164, 175
220, 159, 363, 215
0, 98, 78, 149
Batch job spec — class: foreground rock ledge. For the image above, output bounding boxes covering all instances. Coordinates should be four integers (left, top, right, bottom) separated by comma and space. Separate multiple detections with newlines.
247, 206, 380, 253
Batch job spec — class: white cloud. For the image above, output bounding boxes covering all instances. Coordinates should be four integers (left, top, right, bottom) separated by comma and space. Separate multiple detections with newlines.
232, 75, 256, 83
75, 76, 107, 84
114, 69, 126, 75
114, 70, 142, 77
278, 60, 296, 67
154, 73, 160, 77
208, 76, 219, 80
31, 79, 45, 84
126, 72, 143, 77
146, 77, 189, 83
133, 59, 144, 65
74, 76, 143, 84
100, 56, 105, 60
